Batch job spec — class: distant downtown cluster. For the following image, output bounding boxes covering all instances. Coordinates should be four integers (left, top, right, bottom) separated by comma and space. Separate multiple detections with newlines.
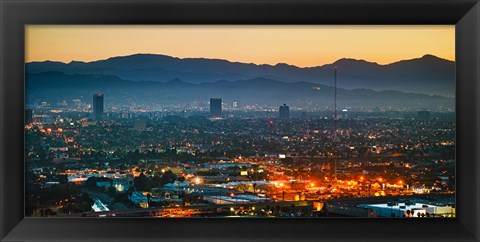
208, 98, 290, 119
94, 95, 290, 120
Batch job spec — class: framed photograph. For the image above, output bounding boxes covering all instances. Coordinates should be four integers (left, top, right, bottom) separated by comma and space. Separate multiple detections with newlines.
1, 0, 479, 241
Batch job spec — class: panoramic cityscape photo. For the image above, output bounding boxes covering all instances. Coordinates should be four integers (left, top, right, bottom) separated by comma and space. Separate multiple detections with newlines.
24, 25, 455, 218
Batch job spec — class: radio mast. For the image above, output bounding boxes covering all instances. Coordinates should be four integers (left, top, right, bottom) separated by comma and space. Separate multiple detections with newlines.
334, 66, 337, 180
334, 66, 337, 132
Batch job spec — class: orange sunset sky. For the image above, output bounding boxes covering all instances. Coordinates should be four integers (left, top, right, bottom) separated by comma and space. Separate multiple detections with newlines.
25, 25, 454, 67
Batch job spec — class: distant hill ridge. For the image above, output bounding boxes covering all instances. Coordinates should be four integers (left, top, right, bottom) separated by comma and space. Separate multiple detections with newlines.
26, 53, 455, 97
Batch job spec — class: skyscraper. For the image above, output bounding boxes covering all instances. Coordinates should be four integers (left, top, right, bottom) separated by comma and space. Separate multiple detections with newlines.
279, 104, 289, 119
210, 98, 222, 117
93, 93, 104, 121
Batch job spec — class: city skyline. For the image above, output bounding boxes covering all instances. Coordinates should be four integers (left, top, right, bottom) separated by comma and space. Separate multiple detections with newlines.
25, 25, 454, 67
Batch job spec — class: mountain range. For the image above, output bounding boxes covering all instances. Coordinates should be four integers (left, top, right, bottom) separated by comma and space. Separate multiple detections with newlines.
26, 53, 455, 97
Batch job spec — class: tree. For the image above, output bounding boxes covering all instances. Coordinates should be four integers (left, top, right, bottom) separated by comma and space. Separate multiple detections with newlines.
57, 175, 68, 184
161, 170, 177, 185
83, 177, 112, 189
134, 173, 150, 191
107, 186, 117, 196
176, 176, 185, 182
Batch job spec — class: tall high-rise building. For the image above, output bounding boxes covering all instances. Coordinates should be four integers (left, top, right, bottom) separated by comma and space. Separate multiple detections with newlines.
279, 104, 290, 119
93, 93, 104, 121
210, 98, 222, 117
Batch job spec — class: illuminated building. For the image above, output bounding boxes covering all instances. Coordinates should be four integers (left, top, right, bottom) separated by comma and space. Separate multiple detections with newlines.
360, 202, 455, 217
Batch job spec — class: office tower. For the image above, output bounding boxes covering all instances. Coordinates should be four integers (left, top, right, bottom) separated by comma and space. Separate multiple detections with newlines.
93, 93, 104, 121
210, 98, 222, 117
279, 104, 290, 119
418, 111, 430, 120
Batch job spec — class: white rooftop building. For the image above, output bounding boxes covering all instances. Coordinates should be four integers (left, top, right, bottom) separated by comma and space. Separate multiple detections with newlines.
360, 202, 455, 217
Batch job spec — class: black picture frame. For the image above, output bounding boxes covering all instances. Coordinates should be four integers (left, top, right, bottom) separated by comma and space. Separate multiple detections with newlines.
1, 0, 479, 241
